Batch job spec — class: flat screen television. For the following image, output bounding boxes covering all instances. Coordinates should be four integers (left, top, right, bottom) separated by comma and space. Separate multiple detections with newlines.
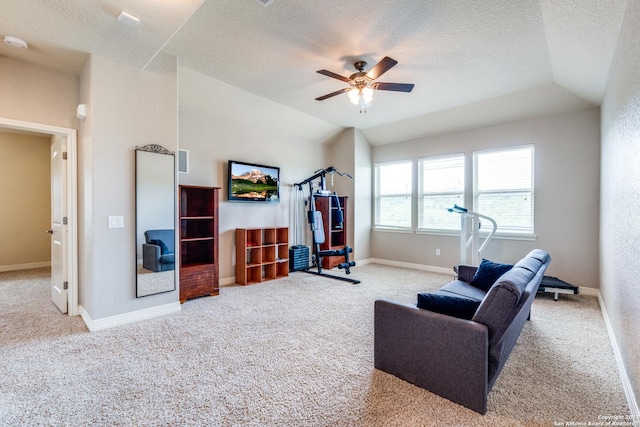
228, 160, 280, 202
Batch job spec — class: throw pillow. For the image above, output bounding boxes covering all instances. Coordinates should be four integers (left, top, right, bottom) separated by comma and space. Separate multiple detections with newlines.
149, 239, 169, 254
417, 292, 481, 320
469, 258, 513, 291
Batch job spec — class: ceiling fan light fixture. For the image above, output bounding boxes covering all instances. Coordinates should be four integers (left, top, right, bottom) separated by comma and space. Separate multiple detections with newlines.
348, 86, 373, 111
315, 56, 413, 113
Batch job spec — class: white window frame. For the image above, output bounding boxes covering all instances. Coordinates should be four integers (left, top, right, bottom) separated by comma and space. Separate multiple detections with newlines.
473, 145, 535, 236
417, 153, 465, 233
373, 160, 413, 231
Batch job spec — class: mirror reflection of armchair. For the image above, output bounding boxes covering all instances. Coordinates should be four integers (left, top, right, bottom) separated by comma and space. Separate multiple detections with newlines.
143, 229, 175, 272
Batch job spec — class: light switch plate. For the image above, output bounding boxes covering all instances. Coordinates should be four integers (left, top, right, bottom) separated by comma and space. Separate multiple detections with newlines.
108, 215, 124, 228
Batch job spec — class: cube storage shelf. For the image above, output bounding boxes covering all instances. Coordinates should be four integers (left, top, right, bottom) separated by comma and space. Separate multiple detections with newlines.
236, 227, 289, 285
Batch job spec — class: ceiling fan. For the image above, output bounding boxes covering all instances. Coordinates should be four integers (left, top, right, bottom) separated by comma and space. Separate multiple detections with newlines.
315, 56, 414, 112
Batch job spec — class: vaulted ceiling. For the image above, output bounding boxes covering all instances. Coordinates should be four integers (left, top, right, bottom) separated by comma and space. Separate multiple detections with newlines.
0, 0, 628, 144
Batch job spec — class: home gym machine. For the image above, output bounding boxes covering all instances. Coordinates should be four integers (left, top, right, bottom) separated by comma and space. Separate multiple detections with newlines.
448, 204, 497, 266
293, 167, 359, 284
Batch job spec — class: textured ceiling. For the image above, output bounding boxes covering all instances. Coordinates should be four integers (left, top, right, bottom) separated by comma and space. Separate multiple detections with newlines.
0, 0, 628, 145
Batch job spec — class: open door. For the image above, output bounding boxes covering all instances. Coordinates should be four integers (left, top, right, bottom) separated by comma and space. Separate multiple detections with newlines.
1, 117, 77, 316
50, 136, 67, 313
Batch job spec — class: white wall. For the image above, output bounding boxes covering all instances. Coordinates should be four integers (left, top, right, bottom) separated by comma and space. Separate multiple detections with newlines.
600, 0, 640, 408
327, 128, 372, 261
78, 55, 178, 319
372, 108, 601, 289
177, 66, 342, 280
354, 128, 372, 261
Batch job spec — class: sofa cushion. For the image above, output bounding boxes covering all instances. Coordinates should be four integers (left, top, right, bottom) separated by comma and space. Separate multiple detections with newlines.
417, 290, 481, 320
439, 280, 487, 301
149, 239, 170, 254
472, 266, 535, 338
513, 256, 542, 273
469, 259, 513, 291
145, 229, 175, 253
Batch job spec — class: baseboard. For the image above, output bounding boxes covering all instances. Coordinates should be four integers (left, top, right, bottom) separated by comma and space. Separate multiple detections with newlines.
579, 286, 599, 296
79, 302, 181, 332
367, 258, 456, 276
0, 262, 51, 272
597, 291, 640, 422
220, 276, 236, 286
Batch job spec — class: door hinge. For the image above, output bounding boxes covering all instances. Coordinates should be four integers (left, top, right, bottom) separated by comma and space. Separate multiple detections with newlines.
63, 217, 68, 225
63, 281, 68, 290
63, 151, 68, 160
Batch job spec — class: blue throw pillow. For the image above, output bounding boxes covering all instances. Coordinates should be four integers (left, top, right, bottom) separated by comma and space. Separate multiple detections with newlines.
469, 259, 513, 291
149, 239, 169, 254
417, 292, 480, 320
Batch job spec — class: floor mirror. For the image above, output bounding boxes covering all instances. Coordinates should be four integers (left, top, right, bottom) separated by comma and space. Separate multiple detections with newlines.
135, 144, 176, 297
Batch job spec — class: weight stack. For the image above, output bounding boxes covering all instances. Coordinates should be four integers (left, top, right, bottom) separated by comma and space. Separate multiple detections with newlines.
289, 245, 310, 271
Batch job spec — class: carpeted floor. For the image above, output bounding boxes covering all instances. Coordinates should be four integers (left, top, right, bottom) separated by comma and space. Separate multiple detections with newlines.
0, 265, 631, 426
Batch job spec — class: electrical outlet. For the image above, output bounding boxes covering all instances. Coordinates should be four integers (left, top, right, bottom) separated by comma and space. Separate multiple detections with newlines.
435, 248, 441, 256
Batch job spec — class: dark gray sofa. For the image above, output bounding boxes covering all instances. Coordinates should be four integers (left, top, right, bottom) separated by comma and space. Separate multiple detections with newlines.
374, 249, 551, 414
142, 229, 175, 272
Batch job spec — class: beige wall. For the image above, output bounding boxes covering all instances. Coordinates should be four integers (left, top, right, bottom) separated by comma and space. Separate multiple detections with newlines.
177, 66, 341, 280
372, 108, 601, 289
0, 56, 79, 128
0, 132, 51, 269
601, 0, 640, 409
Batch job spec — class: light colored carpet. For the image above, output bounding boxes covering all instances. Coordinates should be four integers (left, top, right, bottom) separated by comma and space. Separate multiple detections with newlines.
0, 265, 630, 426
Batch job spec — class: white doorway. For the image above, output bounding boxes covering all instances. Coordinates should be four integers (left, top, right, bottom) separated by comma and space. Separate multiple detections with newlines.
0, 117, 78, 316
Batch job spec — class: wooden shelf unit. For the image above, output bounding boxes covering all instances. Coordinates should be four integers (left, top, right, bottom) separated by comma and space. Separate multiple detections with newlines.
314, 195, 349, 270
179, 185, 220, 303
236, 227, 289, 285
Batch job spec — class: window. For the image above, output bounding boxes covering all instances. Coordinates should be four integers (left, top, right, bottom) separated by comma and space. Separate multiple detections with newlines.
473, 145, 534, 234
374, 161, 412, 229
418, 154, 465, 231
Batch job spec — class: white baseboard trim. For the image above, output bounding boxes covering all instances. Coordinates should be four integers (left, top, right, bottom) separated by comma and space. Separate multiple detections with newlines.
366, 258, 456, 276
597, 291, 640, 421
579, 286, 599, 297
220, 276, 236, 287
0, 262, 51, 272
79, 302, 181, 332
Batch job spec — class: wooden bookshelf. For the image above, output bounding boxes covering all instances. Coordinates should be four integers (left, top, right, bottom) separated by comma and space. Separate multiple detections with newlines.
179, 186, 220, 303
314, 195, 349, 270
236, 227, 289, 285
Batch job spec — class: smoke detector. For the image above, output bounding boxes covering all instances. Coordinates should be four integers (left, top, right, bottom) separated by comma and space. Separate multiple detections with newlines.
3, 36, 28, 49
118, 11, 140, 27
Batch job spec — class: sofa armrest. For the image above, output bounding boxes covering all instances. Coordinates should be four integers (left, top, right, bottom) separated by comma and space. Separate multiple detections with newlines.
374, 299, 489, 414
142, 243, 161, 272
456, 264, 478, 282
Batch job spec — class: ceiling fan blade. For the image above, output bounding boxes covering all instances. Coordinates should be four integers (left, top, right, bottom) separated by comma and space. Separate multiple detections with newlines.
374, 82, 415, 92
366, 56, 398, 80
317, 69, 351, 82
315, 87, 350, 101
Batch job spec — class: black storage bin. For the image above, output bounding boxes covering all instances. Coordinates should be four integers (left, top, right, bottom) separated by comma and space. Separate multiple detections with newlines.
289, 245, 310, 271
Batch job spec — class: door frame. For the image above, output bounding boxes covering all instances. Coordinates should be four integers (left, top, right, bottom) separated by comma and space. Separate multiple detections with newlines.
0, 117, 79, 316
